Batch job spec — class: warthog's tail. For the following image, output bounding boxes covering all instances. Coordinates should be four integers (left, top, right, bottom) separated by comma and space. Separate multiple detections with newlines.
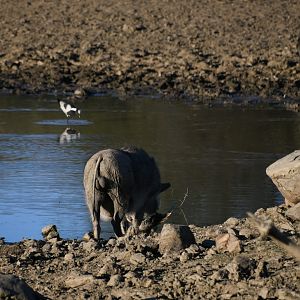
93, 155, 103, 216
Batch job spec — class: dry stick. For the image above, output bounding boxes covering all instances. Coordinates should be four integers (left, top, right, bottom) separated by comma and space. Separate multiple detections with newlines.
162, 188, 189, 224
247, 212, 300, 262
180, 188, 189, 225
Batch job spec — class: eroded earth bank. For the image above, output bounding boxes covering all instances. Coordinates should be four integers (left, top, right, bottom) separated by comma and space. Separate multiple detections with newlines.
0, 0, 299, 102
0, 205, 299, 299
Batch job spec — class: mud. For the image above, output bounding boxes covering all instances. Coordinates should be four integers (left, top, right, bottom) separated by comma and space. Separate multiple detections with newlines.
0, 0, 299, 102
0, 204, 299, 299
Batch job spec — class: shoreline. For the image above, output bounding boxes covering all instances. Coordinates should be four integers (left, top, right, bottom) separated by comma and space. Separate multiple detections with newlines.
0, 0, 299, 103
1, 204, 299, 299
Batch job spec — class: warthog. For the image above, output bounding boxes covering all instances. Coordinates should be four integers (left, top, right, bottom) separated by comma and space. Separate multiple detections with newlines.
83, 146, 170, 239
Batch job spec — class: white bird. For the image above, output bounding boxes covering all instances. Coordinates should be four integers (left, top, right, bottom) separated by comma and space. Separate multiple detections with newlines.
58, 99, 81, 124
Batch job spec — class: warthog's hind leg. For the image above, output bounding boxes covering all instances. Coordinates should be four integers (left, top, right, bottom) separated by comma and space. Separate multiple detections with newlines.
91, 199, 101, 240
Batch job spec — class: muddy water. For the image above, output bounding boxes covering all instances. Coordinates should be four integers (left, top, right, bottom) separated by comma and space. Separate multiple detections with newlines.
0, 95, 299, 242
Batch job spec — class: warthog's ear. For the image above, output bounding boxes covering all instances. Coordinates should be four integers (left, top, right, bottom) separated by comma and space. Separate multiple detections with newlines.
160, 182, 171, 193
95, 176, 107, 190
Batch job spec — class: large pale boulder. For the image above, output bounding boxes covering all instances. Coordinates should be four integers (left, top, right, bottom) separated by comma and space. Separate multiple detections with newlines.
266, 151, 300, 205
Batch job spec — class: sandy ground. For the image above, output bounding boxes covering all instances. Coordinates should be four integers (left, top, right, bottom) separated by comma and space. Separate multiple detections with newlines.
0, 0, 299, 102
0, 205, 299, 299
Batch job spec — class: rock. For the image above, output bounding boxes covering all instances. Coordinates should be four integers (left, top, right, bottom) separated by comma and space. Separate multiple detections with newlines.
224, 217, 239, 228
41, 243, 51, 253
65, 274, 95, 288
179, 251, 191, 263
266, 151, 300, 205
226, 255, 257, 281
258, 287, 269, 299
82, 232, 93, 242
129, 253, 146, 265
74, 87, 86, 98
0, 274, 45, 300
107, 274, 122, 287
159, 224, 196, 254
215, 232, 242, 253
106, 238, 117, 247
64, 253, 74, 262
210, 269, 229, 282
41, 224, 60, 240
82, 240, 98, 252
286, 202, 300, 221
239, 228, 254, 239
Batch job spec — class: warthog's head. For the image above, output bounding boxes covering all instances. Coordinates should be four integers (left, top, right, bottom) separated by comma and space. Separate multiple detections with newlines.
138, 212, 171, 233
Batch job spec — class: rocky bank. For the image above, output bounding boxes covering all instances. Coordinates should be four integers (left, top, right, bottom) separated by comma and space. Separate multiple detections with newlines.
0, 204, 299, 299
0, 0, 299, 102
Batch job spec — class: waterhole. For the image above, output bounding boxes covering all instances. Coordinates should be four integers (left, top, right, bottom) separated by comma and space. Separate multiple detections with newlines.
0, 94, 299, 242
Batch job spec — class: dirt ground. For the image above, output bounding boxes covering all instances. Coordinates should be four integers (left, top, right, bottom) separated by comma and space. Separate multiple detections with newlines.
0, 204, 299, 299
0, 0, 299, 102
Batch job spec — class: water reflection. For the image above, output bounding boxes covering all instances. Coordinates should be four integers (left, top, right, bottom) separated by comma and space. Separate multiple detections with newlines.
0, 95, 300, 242
59, 128, 81, 144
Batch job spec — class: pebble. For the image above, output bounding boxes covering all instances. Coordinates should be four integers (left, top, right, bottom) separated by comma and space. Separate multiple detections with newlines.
130, 253, 146, 265
65, 274, 95, 288
107, 274, 122, 287
64, 253, 74, 262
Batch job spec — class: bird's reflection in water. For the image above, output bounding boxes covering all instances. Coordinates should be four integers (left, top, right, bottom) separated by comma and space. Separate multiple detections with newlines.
59, 128, 80, 144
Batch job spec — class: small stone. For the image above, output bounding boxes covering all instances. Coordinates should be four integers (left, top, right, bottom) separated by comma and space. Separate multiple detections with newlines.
65, 274, 94, 288
74, 88, 86, 98
47, 237, 59, 244
64, 253, 74, 262
159, 224, 196, 254
210, 269, 229, 282
255, 261, 269, 279
124, 271, 136, 279
107, 274, 122, 287
143, 279, 152, 288
130, 253, 146, 265
226, 255, 257, 281
206, 248, 217, 255
82, 232, 93, 242
41, 224, 60, 240
50, 245, 61, 256
46, 231, 59, 240
239, 228, 254, 239
186, 244, 202, 255
215, 232, 241, 253
42, 243, 51, 253
106, 238, 117, 247
179, 251, 190, 263
224, 217, 239, 228
286, 202, 300, 221
82, 240, 98, 252
41, 224, 55, 236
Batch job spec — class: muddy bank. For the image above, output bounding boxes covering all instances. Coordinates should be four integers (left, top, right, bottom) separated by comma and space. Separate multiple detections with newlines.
0, 0, 299, 102
0, 204, 299, 299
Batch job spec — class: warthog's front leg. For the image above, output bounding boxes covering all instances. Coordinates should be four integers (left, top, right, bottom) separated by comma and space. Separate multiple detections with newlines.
111, 214, 123, 237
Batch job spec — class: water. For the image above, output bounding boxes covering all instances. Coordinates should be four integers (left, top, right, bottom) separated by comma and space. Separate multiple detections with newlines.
0, 94, 299, 242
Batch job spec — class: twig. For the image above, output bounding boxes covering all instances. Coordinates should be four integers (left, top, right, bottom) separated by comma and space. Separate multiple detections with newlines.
162, 188, 189, 224
247, 212, 300, 261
